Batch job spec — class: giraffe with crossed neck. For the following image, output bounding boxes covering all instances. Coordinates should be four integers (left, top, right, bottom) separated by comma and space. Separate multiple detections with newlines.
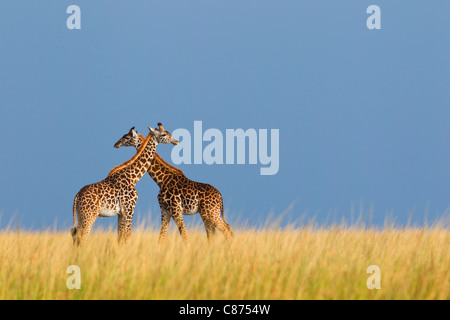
71, 123, 179, 246
114, 125, 233, 246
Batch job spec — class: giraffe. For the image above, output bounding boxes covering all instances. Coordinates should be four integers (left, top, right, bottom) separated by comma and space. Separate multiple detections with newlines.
71, 123, 179, 246
113, 125, 233, 246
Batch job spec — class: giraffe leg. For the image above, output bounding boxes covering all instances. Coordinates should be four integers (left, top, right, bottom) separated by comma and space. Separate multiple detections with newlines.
200, 211, 216, 241
75, 212, 98, 246
158, 208, 171, 247
211, 207, 233, 240
204, 220, 217, 241
117, 214, 127, 244
117, 195, 137, 244
214, 219, 233, 240
171, 205, 189, 246
72, 191, 100, 246
117, 212, 135, 244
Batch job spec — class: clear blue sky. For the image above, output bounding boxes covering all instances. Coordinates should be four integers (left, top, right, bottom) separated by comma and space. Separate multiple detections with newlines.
0, 1, 449, 230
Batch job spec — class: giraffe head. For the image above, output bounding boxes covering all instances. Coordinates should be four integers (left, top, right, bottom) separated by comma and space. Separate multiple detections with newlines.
150, 123, 179, 145
114, 123, 179, 149
114, 126, 141, 148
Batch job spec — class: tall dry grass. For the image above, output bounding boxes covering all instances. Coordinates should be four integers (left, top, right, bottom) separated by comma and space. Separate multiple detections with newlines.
0, 224, 448, 300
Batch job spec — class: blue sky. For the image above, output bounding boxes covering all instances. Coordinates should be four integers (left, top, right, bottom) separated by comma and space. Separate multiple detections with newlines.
0, 1, 449, 230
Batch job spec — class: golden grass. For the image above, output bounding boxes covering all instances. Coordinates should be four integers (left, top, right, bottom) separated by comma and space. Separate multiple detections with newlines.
0, 225, 448, 300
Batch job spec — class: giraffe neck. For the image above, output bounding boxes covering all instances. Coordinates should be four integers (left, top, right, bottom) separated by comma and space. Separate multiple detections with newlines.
108, 133, 157, 186
136, 134, 184, 188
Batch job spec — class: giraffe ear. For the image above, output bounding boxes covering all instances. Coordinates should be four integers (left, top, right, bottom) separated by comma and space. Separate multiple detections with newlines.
148, 126, 156, 135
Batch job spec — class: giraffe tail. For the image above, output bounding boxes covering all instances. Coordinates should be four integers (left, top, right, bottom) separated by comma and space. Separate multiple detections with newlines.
220, 198, 225, 221
220, 198, 233, 237
71, 194, 78, 238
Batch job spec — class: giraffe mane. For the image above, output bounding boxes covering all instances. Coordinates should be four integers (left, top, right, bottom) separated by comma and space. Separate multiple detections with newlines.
136, 133, 184, 176
108, 132, 152, 176
153, 153, 185, 176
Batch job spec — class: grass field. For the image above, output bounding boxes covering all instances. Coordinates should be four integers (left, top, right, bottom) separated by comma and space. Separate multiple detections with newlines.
0, 224, 448, 300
